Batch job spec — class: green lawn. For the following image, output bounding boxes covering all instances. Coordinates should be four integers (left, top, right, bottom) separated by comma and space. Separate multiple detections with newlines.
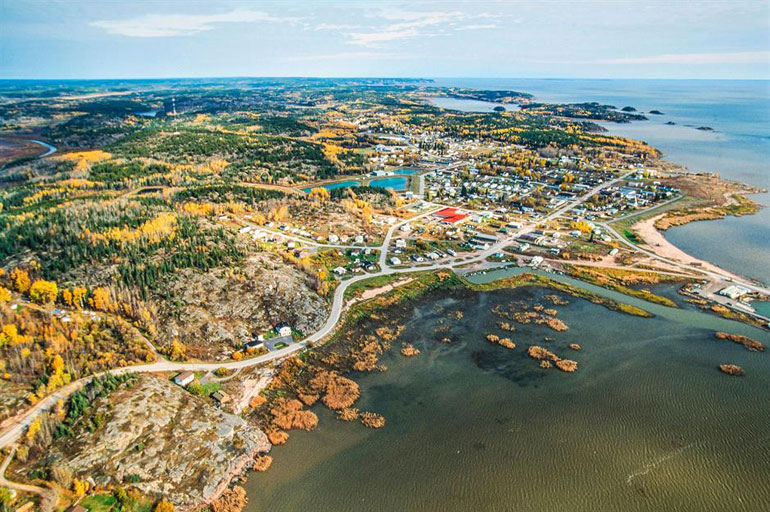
622, 229, 642, 244
80, 494, 117, 512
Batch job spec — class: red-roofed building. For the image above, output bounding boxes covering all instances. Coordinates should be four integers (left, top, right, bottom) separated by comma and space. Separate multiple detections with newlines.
434, 207, 468, 224
434, 207, 458, 218
441, 214, 469, 224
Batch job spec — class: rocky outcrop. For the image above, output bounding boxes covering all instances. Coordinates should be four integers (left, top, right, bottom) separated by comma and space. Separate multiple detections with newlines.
48, 376, 270, 509
719, 364, 745, 376
158, 253, 328, 359
715, 332, 764, 352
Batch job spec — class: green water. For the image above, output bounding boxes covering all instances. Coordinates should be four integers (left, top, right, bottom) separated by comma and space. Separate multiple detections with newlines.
245, 273, 770, 511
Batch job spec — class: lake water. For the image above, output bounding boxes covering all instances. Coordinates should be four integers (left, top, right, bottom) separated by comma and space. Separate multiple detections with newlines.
303, 176, 408, 193
246, 274, 770, 511
244, 80, 770, 511
431, 79, 770, 284
427, 96, 518, 113
370, 176, 407, 191
301, 180, 360, 193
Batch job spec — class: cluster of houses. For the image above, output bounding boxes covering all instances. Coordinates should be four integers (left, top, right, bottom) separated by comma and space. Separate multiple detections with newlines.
333, 247, 378, 276
244, 322, 294, 352
172, 371, 231, 407
171, 323, 295, 406
423, 163, 678, 220
240, 219, 371, 248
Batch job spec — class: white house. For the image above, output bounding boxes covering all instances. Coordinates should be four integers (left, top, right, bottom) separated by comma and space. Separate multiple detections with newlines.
278, 325, 292, 337
719, 285, 750, 300
333, 266, 347, 276
529, 256, 544, 268
174, 371, 195, 387
395, 239, 407, 249
390, 257, 402, 266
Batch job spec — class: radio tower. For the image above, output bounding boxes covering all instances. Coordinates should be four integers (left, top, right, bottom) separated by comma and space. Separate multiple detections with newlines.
171, 96, 177, 116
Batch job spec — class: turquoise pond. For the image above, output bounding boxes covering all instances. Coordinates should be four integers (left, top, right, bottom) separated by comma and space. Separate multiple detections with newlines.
370, 176, 408, 190
301, 180, 360, 193
302, 175, 409, 193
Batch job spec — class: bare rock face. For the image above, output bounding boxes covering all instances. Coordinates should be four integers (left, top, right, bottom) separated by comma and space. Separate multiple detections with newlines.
158, 252, 329, 358
49, 376, 270, 508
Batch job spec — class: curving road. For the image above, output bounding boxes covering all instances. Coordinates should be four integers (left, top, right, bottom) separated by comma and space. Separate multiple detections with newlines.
0, 168, 712, 454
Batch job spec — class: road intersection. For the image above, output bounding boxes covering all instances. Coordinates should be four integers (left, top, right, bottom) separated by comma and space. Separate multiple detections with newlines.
1, 166, 766, 458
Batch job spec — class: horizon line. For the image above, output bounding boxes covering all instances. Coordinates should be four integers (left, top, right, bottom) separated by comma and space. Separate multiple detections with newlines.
1, 75, 769, 82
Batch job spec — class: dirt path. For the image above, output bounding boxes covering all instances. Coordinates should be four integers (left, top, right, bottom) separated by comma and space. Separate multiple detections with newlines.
236, 373, 273, 414
344, 277, 415, 308
0, 446, 58, 511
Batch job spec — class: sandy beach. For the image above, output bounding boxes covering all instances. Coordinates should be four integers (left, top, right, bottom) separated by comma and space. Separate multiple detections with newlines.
634, 214, 744, 280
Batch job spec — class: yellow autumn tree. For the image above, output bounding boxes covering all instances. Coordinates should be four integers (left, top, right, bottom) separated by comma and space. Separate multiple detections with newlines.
570, 220, 593, 234
308, 187, 330, 203
72, 287, 87, 309
73, 479, 89, 498
268, 205, 290, 222
167, 339, 186, 361
29, 279, 59, 304
25, 417, 41, 445
89, 287, 111, 311
154, 500, 174, 512
10, 268, 31, 293
0, 286, 11, 303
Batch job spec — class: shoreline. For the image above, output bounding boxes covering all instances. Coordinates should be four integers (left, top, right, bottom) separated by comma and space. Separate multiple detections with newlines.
241, 266, 769, 510
633, 214, 745, 282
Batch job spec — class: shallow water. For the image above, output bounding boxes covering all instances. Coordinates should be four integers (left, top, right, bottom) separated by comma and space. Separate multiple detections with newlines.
431, 79, 770, 284
245, 278, 770, 511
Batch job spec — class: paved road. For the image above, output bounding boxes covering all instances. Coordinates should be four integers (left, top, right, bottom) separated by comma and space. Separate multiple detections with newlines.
608, 195, 683, 223
0, 168, 740, 452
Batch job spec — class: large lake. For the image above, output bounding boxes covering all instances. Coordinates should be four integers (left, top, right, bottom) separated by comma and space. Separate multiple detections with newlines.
430, 79, 770, 284
246, 270, 770, 511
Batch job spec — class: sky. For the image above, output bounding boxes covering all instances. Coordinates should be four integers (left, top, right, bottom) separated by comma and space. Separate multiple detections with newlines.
1, 0, 769, 80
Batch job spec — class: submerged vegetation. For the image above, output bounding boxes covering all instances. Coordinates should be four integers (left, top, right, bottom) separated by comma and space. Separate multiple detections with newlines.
2, 77, 765, 511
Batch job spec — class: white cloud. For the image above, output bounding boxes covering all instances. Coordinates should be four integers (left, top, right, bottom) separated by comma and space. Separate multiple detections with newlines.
91, 9, 296, 38
598, 51, 770, 65
346, 10, 493, 47
314, 23, 361, 31
283, 51, 410, 62
455, 24, 498, 31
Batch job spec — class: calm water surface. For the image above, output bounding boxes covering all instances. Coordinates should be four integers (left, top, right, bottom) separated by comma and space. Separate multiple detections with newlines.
432, 79, 770, 284
370, 176, 407, 191
246, 273, 769, 511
